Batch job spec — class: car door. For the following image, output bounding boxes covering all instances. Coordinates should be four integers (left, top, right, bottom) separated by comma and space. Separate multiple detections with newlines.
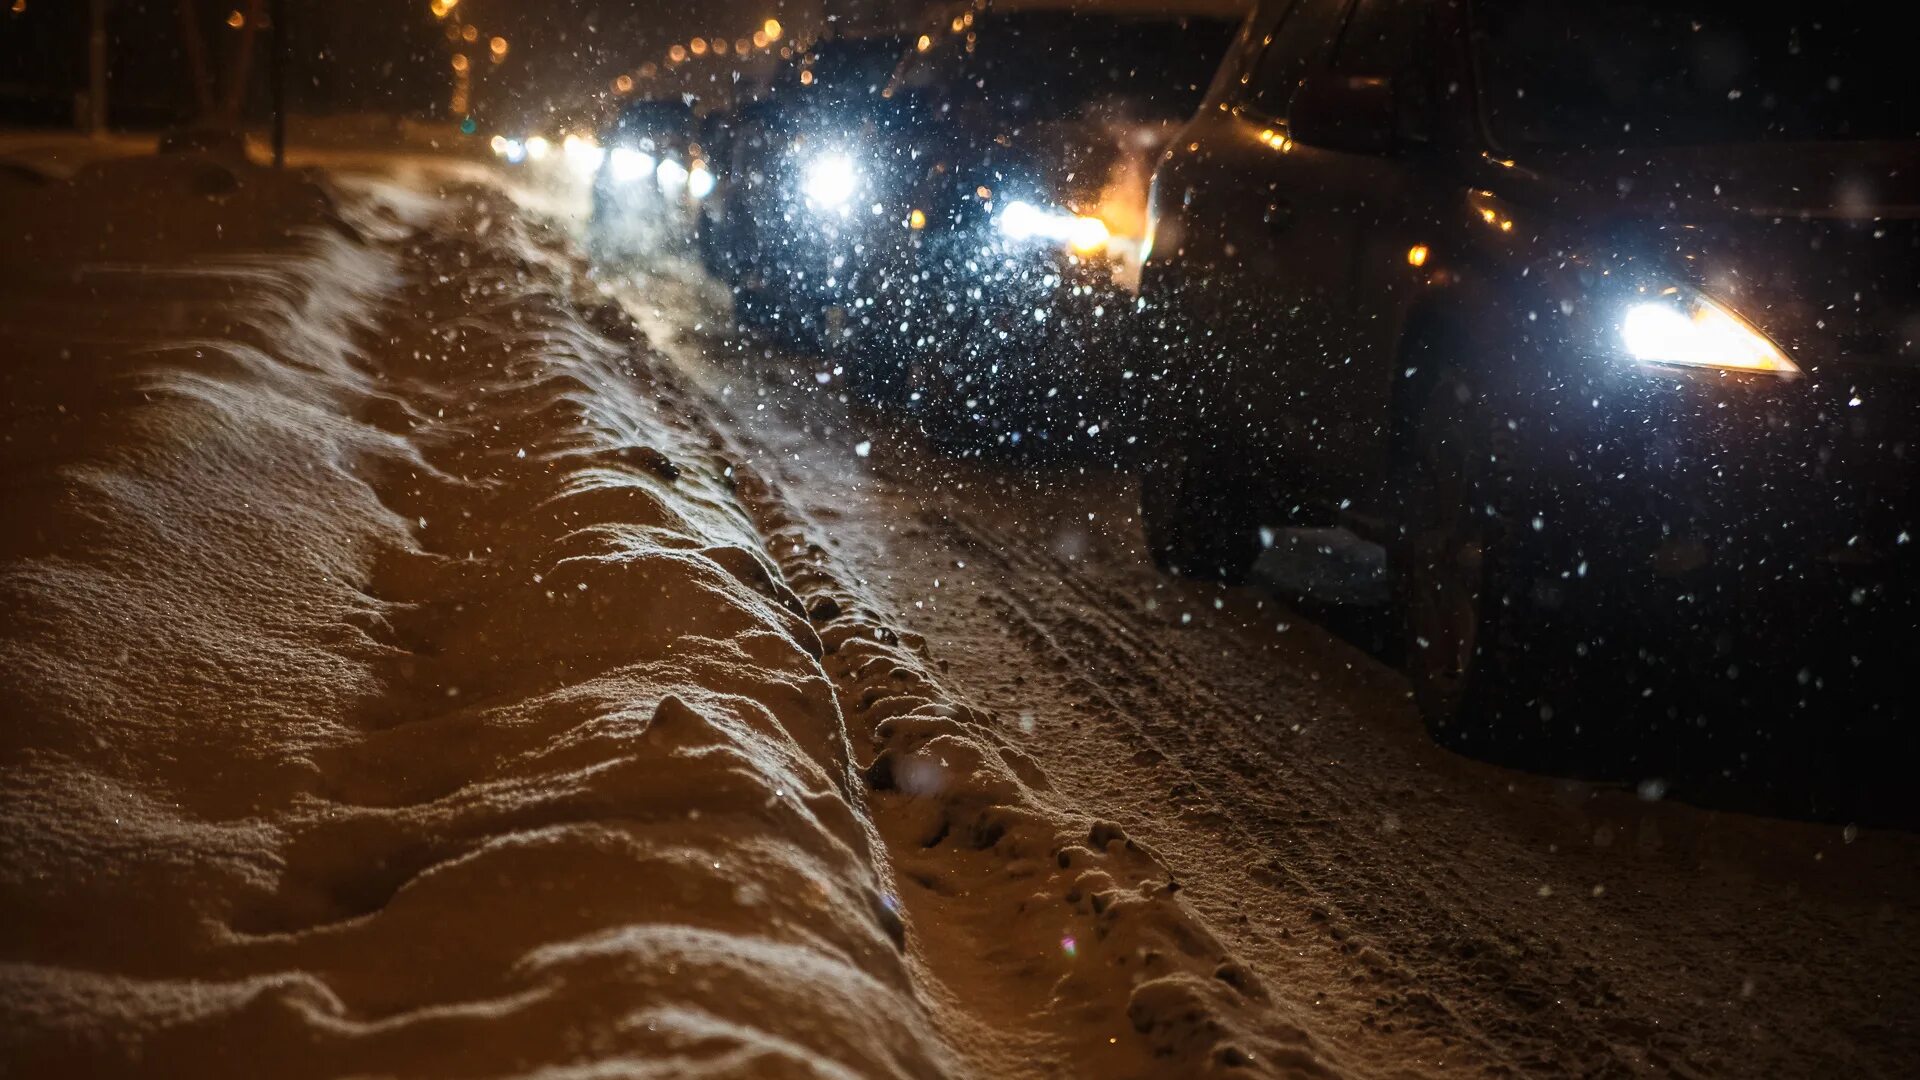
1291, 0, 1442, 505
1154, 0, 1355, 510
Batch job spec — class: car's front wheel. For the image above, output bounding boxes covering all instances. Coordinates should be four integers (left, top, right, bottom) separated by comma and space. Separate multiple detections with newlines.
1139, 443, 1260, 584
1396, 373, 1516, 728
1394, 368, 1620, 772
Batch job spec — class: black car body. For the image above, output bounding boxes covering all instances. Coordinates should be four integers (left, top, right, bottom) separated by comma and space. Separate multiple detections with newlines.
849, 1, 1239, 443
707, 32, 912, 347
1140, 0, 1919, 772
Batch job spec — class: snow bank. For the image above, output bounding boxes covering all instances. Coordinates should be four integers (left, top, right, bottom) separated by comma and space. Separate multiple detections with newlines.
1, 151, 1340, 1078
730, 489, 1341, 1076
0, 158, 949, 1077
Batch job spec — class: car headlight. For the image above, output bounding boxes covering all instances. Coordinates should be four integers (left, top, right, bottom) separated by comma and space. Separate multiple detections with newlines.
608, 146, 654, 184
996, 199, 1110, 254
562, 134, 604, 176
1619, 286, 1798, 376
688, 163, 715, 200
800, 152, 861, 211
492, 137, 527, 164
656, 157, 689, 190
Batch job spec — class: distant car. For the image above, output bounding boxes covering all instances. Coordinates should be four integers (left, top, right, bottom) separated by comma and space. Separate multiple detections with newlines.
1138, 0, 1919, 767
590, 97, 709, 256
712, 31, 913, 347
847, 1, 1239, 440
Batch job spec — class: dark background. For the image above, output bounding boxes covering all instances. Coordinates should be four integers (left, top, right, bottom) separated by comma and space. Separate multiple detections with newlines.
0, 1, 917, 130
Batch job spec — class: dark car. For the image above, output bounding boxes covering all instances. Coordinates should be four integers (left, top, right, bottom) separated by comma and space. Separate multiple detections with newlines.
848, 2, 1239, 442
1138, 0, 1919, 773
708, 31, 913, 347
589, 97, 705, 257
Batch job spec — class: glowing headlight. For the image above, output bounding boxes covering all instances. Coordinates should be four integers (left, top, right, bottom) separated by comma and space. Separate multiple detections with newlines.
1620, 288, 1798, 376
688, 163, 716, 200
656, 157, 689, 190
1066, 216, 1111, 254
562, 134, 604, 175
996, 199, 1110, 254
524, 136, 551, 162
802, 152, 860, 210
609, 146, 654, 184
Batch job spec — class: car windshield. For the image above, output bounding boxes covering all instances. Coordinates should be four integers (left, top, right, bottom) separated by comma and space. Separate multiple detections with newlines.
1474, 0, 1918, 147
948, 13, 1236, 123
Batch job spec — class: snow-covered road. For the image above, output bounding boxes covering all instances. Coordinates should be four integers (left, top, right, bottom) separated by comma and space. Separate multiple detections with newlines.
3, 145, 1916, 1078
618, 234, 1920, 1077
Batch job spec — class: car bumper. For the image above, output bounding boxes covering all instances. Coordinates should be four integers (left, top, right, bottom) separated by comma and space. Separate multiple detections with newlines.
894, 240, 1140, 435
1516, 361, 1919, 647
747, 199, 898, 306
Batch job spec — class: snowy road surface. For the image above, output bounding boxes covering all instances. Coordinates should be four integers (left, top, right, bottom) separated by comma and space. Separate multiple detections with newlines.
1, 146, 1915, 1078
610, 217, 1920, 1076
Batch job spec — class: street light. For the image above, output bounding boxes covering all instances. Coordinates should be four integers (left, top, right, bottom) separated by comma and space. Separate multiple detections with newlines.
764, 18, 782, 41
430, 0, 458, 18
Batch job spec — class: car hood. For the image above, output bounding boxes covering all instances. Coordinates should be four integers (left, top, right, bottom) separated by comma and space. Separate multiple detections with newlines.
1527, 142, 1920, 369
1530, 141, 1920, 219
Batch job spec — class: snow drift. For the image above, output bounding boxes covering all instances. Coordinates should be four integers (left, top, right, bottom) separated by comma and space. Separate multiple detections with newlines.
728, 478, 1339, 1079
0, 157, 947, 1077
0, 151, 1331, 1079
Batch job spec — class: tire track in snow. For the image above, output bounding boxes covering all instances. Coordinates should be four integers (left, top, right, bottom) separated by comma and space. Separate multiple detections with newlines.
920, 506, 1544, 1076
920, 496, 1875, 1078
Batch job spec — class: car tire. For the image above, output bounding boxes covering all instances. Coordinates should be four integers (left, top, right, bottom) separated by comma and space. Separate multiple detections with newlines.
1139, 443, 1260, 584
1394, 368, 1624, 773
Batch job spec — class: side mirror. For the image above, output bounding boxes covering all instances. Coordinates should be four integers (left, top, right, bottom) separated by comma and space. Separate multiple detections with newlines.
1289, 75, 1396, 154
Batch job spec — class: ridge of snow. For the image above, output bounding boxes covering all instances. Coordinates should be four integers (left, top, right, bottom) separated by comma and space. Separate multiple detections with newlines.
0, 160, 949, 1078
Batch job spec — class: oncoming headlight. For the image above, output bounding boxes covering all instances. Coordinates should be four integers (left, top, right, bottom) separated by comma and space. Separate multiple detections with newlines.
609, 146, 654, 184
562, 134, 604, 176
688, 163, 715, 200
801, 152, 860, 211
492, 137, 527, 164
996, 199, 1110, 254
1619, 286, 1798, 376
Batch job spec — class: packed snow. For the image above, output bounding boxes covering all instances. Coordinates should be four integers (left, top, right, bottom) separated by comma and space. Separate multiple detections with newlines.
0, 151, 1334, 1077
0, 154, 948, 1077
